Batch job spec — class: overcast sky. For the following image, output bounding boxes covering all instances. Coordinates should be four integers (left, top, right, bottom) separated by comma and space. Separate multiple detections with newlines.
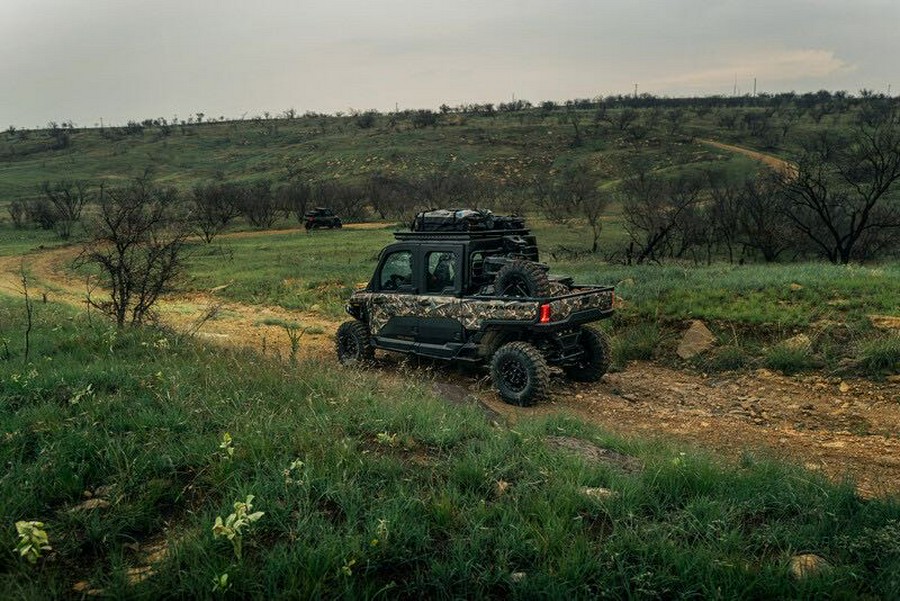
1, 0, 897, 128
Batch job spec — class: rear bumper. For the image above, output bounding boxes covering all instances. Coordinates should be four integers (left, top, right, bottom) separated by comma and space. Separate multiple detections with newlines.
482, 307, 613, 333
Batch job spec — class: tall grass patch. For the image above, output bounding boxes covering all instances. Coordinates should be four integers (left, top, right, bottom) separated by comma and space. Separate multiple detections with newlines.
1, 297, 899, 597
856, 334, 900, 376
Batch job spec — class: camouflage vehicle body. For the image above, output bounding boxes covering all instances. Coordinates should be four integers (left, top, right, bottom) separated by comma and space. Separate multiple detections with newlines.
343, 229, 614, 364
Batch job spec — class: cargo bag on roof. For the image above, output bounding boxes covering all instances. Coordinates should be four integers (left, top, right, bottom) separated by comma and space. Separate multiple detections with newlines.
411, 208, 496, 232
410, 209, 526, 232
492, 215, 526, 230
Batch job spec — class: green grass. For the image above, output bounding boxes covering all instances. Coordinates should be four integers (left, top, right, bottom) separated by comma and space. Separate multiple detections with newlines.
185, 227, 394, 319
0, 227, 68, 257
699, 344, 750, 372
0, 107, 763, 207
1, 214, 895, 377
609, 322, 662, 369
856, 334, 900, 376
174, 222, 900, 376
764, 343, 817, 376
1, 297, 899, 598
178, 222, 900, 329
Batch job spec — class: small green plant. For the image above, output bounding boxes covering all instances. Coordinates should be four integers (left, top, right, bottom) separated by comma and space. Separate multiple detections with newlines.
376, 431, 399, 447
211, 572, 231, 593
68, 383, 94, 405
212, 495, 264, 559
341, 557, 357, 576
283, 458, 305, 486
370, 518, 390, 547
218, 432, 234, 460
14, 521, 51, 564
260, 318, 309, 362
281, 323, 306, 362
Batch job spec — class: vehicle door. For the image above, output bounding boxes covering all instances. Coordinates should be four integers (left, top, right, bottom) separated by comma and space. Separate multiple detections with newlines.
368, 247, 418, 351
415, 247, 464, 357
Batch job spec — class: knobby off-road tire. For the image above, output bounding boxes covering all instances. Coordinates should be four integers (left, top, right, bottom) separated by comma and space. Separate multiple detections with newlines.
336, 321, 374, 366
494, 260, 551, 298
564, 326, 611, 382
490, 341, 550, 406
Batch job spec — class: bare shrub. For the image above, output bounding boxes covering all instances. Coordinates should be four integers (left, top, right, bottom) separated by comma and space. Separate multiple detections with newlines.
191, 182, 242, 242
39, 180, 92, 239
77, 177, 191, 326
237, 181, 279, 229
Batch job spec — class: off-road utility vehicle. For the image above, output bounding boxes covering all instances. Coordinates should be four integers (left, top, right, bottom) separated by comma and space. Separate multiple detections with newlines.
304, 207, 342, 230
335, 209, 615, 406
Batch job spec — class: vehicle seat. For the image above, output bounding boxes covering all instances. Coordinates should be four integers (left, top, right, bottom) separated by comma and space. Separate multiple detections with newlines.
433, 258, 454, 290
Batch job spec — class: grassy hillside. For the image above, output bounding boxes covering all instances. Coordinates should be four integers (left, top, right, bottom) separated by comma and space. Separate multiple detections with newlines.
2, 298, 898, 598
0, 107, 767, 205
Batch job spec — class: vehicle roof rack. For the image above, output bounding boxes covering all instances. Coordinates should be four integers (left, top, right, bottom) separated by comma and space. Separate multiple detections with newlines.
393, 228, 531, 241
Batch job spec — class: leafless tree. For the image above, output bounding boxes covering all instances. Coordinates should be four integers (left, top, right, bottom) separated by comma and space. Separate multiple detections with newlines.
560, 163, 608, 253
39, 179, 92, 239
492, 181, 530, 216
366, 173, 418, 219
24, 198, 58, 231
737, 174, 795, 262
76, 177, 191, 326
621, 169, 703, 264
191, 182, 242, 243
664, 108, 685, 139
779, 110, 900, 263
7, 201, 25, 229
276, 181, 313, 222
313, 181, 368, 222
238, 180, 279, 229
565, 107, 583, 147
531, 172, 575, 224
705, 172, 742, 263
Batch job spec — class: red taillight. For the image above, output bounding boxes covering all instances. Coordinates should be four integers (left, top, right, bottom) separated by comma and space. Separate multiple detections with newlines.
539, 303, 552, 323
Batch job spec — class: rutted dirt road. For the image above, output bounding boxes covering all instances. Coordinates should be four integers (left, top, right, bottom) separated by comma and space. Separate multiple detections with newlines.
700, 139, 797, 176
2, 228, 898, 499
480, 366, 899, 498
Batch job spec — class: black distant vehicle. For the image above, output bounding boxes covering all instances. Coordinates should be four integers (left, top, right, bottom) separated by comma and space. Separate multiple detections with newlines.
304, 207, 342, 230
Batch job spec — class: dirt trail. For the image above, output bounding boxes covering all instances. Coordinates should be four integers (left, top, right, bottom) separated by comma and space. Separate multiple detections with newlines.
2, 239, 898, 498
700, 139, 797, 176
477, 365, 899, 498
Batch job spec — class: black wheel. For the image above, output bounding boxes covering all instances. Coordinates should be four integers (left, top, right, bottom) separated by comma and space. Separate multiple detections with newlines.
564, 327, 611, 382
335, 221, 343, 229
490, 341, 550, 406
336, 321, 374, 366
494, 260, 551, 298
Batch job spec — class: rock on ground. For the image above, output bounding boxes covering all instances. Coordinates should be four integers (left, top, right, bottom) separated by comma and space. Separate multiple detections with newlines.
789, 554, 830, 579
781, 333, 812, 352
677, 320, 716, 359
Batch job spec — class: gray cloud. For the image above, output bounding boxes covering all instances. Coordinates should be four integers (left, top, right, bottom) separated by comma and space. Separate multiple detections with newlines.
1, 0, 897, 127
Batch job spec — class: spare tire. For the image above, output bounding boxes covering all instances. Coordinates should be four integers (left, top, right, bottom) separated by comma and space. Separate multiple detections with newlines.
494, 260, 551, 298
